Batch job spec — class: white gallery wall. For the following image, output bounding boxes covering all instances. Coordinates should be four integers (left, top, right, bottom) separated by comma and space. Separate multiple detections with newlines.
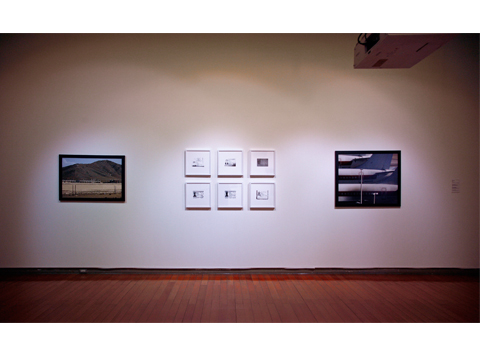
0, 33, 478, 269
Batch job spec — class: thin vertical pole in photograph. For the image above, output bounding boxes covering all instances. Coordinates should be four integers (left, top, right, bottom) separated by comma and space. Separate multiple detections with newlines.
360, 169, 363, 204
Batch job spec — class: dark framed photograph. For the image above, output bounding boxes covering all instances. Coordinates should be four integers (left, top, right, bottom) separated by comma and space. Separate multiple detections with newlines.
335, 150, 400, 207
59, 155, 125, 202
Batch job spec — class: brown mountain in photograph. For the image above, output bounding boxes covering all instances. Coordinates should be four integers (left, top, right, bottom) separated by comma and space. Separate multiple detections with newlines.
62, 160, 122, 182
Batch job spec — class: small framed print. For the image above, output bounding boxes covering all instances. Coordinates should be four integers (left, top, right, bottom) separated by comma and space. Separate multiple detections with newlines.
185, 150, 211, 177
185, 183, 211, 209
59, 154, 125, 202
250, 150, 275, 177
218, 150, 243, 177
249, 183, 275, 209
218, 183, 243, 209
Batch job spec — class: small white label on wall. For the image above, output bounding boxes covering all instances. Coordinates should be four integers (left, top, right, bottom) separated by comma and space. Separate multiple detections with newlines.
452, 179, 460, 193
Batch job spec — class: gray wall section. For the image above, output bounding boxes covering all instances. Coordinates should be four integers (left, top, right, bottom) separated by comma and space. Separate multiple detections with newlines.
0, 33, 478, 268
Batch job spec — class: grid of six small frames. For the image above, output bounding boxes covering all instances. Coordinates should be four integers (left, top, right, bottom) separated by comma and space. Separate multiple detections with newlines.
185, 150, 276, 210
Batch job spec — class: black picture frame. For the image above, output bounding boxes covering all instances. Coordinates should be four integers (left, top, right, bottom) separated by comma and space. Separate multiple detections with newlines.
335, 150, 401, 207
59, 154, 126, 202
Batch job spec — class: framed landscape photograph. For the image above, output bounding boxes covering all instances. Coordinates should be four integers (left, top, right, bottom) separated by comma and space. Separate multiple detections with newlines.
185, 183, 211, 209
217, 183, 243, 209
185, 150, 211, 177
59, 154, 125, 202
249, 183, 275, 209
218, 150, 243, 177
335, 150, 401, 207
250, 150, 275, 177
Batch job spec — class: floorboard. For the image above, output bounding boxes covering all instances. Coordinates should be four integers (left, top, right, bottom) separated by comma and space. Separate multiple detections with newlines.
1, 273, 478, 323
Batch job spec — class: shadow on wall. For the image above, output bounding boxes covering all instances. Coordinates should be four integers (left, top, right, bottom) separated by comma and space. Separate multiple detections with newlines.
0, 33, 357, 97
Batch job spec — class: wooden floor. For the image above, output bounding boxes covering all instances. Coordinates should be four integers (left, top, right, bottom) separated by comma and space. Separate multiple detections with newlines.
1, 273, 478, 323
